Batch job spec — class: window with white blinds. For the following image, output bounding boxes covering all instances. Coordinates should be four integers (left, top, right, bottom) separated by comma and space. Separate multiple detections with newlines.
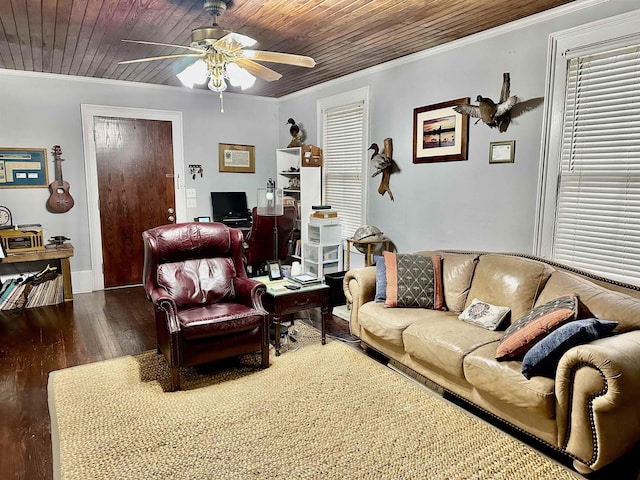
553, 44, 640, 282
321, 102, 366, 239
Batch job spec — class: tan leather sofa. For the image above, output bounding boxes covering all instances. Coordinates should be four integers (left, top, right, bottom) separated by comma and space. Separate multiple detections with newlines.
344, 251, 640, 474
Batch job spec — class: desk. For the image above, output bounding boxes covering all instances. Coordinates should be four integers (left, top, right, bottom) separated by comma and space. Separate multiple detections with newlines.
259, 277, 328, 356
0, 243, 74, 301
345, 237, 391, 270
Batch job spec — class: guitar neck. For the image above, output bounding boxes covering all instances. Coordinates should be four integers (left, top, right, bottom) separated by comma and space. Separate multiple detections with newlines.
54, 157, 64, 183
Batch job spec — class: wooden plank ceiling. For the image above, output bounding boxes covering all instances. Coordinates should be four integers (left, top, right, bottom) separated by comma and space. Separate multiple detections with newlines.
0, 0, 576, 98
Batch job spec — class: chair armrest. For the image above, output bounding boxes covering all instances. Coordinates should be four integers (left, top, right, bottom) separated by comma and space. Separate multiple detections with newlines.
555, 330, 640, 472
343, 267, 377, 337
233, 277, 268, 313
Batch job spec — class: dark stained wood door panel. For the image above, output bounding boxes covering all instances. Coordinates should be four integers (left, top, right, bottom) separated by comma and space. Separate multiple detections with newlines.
94, 117, 175, 288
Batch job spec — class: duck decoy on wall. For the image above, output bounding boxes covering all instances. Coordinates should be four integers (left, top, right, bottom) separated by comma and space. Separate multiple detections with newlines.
369, 138, 397, 201
286, 118, 305, 147
454, 73, 517, 132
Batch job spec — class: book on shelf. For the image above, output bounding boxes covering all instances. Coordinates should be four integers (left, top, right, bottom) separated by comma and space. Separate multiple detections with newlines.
311, 209, 338, 218
309, 216, 341, 226
290, 273, 321, 286
0, 272, 64, 309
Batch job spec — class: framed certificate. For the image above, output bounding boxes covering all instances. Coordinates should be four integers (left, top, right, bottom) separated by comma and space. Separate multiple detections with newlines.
489, 141, 515, 164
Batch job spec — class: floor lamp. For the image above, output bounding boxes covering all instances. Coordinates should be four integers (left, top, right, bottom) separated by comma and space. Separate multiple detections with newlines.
257, 178, 283, 263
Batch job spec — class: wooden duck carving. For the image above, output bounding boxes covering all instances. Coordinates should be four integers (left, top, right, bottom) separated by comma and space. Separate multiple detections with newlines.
368, 138, 396, 201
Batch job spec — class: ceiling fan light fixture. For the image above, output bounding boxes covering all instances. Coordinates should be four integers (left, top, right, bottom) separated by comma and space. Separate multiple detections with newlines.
227, 63, 256, 90
177, 60, 208, 88
208, 76, 227, 93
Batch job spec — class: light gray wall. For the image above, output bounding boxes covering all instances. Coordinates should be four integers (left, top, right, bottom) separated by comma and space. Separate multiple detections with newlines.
277, 0, 640, 254
2, 0, 637, 286
0, 72, 279, 278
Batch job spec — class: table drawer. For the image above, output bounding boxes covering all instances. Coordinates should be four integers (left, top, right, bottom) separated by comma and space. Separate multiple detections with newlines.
278, 291, 324, 313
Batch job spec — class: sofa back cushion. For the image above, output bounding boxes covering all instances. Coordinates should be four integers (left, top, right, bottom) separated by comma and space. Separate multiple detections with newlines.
414, 251, 479, 313
535, 270, 640, 332
465, 254, 553, 324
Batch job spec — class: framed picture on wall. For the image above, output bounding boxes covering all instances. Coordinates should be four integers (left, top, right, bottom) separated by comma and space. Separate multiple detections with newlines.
218, 143, 255, 173
413, 98, 469, 164
489, 141, 515, 164
0, 147, 49, 188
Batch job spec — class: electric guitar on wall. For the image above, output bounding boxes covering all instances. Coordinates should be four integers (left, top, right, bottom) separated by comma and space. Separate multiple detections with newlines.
47, 145, 74, 213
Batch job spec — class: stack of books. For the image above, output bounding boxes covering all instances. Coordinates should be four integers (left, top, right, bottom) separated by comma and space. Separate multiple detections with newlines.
310, 205, 340, 224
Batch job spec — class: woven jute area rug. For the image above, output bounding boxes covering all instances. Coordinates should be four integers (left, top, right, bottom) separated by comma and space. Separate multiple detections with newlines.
49, 325, 579, 480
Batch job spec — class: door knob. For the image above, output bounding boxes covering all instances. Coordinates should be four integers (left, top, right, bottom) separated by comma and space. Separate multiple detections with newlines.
168, 215, 175, 222
168, 207, 175, 214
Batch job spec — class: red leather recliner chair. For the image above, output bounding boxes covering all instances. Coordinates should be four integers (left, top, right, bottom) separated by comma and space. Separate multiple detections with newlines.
244, 205, 297, 276
142, 222, 269, 391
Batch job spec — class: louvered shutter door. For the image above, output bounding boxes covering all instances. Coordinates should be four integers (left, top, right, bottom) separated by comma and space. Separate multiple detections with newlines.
322, 102, 365, 239
554, 44, 640, 283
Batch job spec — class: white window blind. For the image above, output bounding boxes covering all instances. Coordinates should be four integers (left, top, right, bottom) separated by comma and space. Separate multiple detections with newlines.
322, 102, 365, 239
554, 44, 640, 283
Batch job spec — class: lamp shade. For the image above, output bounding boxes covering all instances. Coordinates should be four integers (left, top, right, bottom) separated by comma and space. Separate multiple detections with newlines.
257, 178, 283, 216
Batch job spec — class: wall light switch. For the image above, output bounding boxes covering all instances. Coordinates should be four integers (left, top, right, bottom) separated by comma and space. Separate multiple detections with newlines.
186, 188, 196, 198
187, 198, 197, 208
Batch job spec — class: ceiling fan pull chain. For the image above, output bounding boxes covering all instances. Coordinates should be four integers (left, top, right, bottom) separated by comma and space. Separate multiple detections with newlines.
219, 92, 224, 113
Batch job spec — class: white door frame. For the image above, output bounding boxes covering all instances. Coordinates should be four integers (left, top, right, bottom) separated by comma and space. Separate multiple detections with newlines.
80, 104, 186, 291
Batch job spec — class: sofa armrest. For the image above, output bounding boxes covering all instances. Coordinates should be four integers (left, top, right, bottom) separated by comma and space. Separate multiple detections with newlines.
555, 330, 640, 473
343, 267, 377, 337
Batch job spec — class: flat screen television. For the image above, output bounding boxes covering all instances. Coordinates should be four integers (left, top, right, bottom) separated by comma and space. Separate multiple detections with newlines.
211, 191, 249, 222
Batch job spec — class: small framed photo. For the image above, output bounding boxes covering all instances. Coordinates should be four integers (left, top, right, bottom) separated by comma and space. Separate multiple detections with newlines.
267, 260, 283, 281
489, 141, 515, 164
194, 216, 211, 222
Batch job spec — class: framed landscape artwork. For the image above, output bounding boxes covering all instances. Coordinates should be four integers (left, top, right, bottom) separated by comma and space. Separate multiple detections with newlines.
413, 98, 469, 163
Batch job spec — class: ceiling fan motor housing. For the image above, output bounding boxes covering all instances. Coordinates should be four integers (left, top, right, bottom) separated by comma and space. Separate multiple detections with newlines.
203, 0, 231, 18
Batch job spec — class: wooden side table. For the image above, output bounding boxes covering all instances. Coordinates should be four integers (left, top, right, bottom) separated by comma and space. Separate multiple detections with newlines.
345, 237, 390, 270
0, 243, 74, 302
260, 280, 329, 356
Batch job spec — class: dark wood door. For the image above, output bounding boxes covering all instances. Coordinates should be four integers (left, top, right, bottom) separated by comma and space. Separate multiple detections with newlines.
94, 117, 175, 288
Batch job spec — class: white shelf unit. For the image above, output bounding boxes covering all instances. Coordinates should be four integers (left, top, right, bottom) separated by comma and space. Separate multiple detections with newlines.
276, 147, 321, 252
302, 222, 343, 279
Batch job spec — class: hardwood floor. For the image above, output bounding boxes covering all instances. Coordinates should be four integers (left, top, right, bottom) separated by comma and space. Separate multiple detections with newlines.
2, 287, 638, 480
0, 287, 350, 480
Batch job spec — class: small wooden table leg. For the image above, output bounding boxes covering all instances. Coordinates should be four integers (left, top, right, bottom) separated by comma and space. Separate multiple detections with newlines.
273, 314, 282, 356
320, 296, 328, 345
60, 257, 73, 301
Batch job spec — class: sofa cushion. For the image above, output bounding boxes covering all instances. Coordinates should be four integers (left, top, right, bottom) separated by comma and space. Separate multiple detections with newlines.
465, 254, 553, 324
359, 302, 453, 347
536, 270, 640, 333
496, 295, 579, 360
458, 298, 510, 331
463, 342, 556, 419
414, 252, 479, 312
384, 252, 445, 310
403, 317, 502, 378
442, 253, 479, 312
521, 318, 618, 379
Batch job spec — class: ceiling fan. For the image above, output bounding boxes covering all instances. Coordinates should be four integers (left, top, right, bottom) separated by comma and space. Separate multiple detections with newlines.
118, 0, 315, 105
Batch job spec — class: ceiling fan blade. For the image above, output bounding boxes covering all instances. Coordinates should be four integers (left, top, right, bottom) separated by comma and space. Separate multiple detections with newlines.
121, 39, 205, 54
214, 32, 257, 51
118, 53, 203, 65
243, 50, 315, 68
235, 59, 282, 82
